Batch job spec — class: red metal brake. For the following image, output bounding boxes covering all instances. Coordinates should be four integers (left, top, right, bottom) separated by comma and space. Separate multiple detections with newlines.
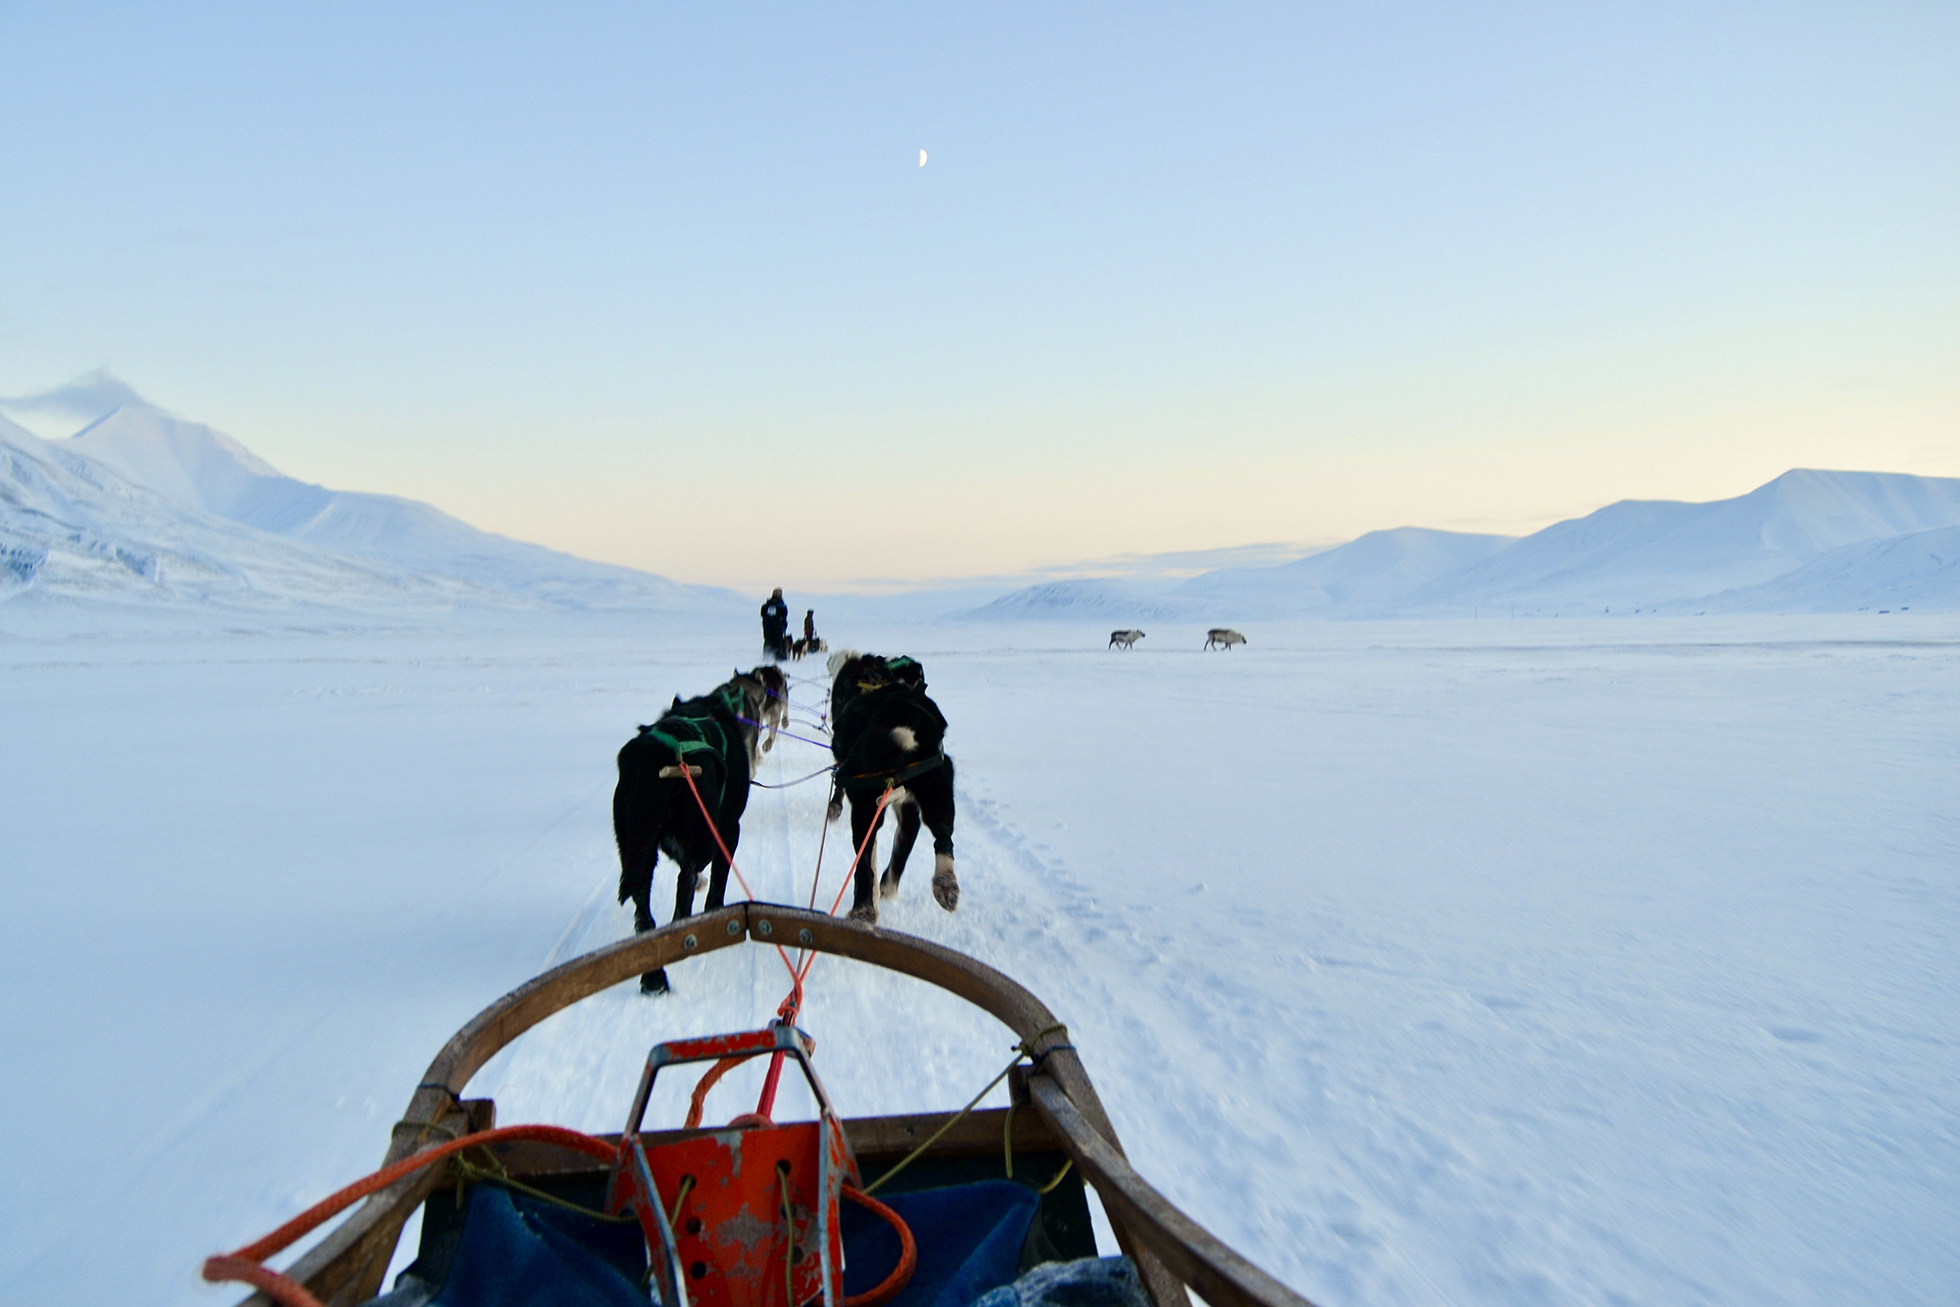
607, 1023, 863, 1307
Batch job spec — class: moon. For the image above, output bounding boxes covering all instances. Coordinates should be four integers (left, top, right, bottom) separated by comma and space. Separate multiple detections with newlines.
919, 149, 927, 167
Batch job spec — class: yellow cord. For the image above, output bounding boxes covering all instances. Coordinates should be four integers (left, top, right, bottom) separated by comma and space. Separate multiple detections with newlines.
777, 1164, 797, 1307
1035, 1158, 1074, 1194
864, 1023, 1068, 1196
668, 1173, 696, 1232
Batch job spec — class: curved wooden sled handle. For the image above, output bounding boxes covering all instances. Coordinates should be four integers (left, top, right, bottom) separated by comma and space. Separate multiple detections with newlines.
230, 904, 1317, 1307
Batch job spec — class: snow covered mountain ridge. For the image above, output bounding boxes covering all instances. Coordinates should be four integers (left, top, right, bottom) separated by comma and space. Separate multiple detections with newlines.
968, 468, 1960, 620
2, 403, 735, 615
9, 392, 1956, 620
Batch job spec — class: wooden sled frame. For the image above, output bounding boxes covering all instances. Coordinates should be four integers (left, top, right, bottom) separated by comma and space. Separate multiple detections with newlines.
233, 903, 1315, 1307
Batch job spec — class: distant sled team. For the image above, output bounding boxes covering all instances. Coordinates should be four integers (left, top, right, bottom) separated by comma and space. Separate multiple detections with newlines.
792, 608, 827, 659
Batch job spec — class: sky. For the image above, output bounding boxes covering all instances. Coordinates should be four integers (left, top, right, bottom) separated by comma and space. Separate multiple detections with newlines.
2, 3, 1956, 592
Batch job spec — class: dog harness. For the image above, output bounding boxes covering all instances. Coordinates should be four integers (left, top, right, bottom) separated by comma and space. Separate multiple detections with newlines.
638, 685, 751, 809
830, 662, 949, 791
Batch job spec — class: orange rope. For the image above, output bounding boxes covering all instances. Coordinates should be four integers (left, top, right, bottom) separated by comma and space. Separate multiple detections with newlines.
841, 1186, 917, 1307
672, 758, 802, 993
203, 1125, 919, 1307
684, 1051, 765, 1129
203, 1124, 619, 1305
796, 785, 896, 989
200, 1257, 327, 1307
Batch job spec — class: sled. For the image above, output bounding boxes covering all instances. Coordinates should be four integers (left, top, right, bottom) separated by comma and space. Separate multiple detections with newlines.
210, 904, 1313, 1307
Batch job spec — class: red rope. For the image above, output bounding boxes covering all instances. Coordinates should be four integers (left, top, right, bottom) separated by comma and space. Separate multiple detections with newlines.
203, 1124, 619, 1306
204, 1124, 918, 1307
841, 1186, 917, 1307
683, 744, 895, 1117
213, 740, 912, 1307
672, 758, 802, 994
796, 785, 896, 989
685, 1052, 763, 1130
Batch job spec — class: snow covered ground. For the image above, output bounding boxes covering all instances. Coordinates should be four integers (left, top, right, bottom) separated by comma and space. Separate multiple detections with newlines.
2, 610, 1955, 1305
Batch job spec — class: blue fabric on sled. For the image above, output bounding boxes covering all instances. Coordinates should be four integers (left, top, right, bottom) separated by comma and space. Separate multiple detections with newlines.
842, 1180, 1042, 1307
972, 1258, 1149, 1307
429, 1185, 647, 1307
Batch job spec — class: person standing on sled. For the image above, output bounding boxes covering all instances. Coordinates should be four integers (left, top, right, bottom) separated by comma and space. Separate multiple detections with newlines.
760, 588, 791, 661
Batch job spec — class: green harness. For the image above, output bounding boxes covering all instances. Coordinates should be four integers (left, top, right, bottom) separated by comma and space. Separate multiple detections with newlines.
638, 685, 750, 809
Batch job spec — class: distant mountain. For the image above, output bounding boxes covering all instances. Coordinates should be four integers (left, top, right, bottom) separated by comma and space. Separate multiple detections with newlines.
1175, 527, 1516, 615
954, 469, 1960, 624
959, 577, 1210, 623
961, 528, 1515, 622
1706, 524, 1960, 613
1406, 469, 1960, 613
65, 405, 731, 610
1, 412, 481, 608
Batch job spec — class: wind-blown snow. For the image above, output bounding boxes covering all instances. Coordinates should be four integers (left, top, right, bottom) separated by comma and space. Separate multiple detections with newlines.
2, 610, 1953, 1306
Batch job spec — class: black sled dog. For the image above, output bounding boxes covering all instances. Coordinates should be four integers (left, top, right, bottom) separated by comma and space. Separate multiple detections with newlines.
825, 651, 957, 924
613, 665, 786, 993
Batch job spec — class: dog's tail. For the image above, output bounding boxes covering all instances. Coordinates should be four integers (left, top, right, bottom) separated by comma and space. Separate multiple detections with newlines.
614, 737, 687, 906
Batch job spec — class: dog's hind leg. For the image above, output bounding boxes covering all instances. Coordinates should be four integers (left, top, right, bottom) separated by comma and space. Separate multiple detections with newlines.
882, 798, 922, 900
846, 794, 885, 923
913, 762, 958, 912
642, 854, 707, 995
615, 825, 659, 934
618, 815, 671, 992
671, 856, 704, 921
703, 852, 732, 912
621, 854, 658, 935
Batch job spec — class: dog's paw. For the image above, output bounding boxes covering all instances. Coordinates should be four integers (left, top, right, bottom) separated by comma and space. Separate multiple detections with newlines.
640, 969, 671, 996
879, 869, 901, 900
932, 869, 959, 912
846, 901, 879, 925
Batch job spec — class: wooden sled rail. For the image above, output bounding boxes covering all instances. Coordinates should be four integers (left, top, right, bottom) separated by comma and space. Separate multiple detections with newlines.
232, 903, 1317, 1307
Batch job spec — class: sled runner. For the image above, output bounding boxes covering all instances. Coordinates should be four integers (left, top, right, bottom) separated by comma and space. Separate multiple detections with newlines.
206, 905, 1313, 1307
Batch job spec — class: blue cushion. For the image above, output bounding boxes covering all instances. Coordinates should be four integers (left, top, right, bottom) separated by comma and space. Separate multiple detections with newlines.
407, 1176, 1037, 1307
430, 1186, 647, 1307
842, 1181, 1042, 1307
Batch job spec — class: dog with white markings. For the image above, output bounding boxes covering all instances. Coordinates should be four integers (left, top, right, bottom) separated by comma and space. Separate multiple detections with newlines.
825, 651, 957, 924
1204, 628, 1247, 650
1109, 629, 1145, 650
